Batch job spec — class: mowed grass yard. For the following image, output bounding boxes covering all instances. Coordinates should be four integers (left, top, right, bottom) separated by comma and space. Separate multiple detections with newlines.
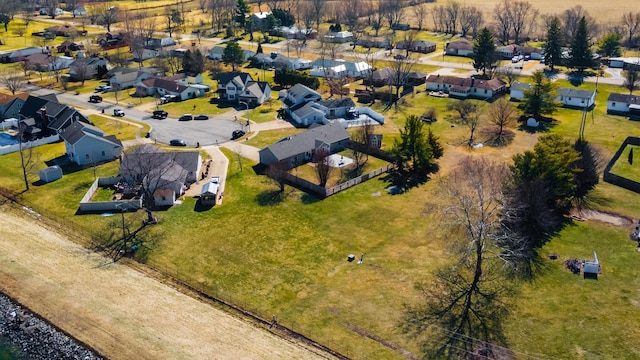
609, 144, 640, 183
2, 71, 640, 358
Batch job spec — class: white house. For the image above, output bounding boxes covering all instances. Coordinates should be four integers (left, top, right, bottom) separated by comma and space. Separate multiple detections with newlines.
426, 75, 506, 100
209, 46, 255, 62
324, 31, 353, 43
280, 83, 322, 110
309, 59, 371, 79
217, 72, 271, 106
510, 82, 531, 100
136, 77, 205, 100
445, 39, 474, 57
59, 122, 123, 166
557, 88, 596, 108
109, 69, 155, 89
607, 93, 640, 117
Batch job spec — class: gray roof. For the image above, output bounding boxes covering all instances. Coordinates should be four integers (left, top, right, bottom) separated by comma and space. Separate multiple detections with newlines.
511, 82, 531, 92
557, 88, 595, 99
260, 122, 350, 162
608, 93, 640, 105
60, 121, 121, 148
120, 145, 199, 181
292, 102, 324, 119
318, 98, 355, 109
218, 71, 253, 86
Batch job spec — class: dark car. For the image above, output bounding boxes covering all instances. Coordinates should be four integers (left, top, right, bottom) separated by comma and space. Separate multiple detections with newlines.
394, 54, 406, 60
231, 130, 246, 140
89, 95, 102, 103
170, 139, 187, 146
178, 114, 193, 121
152, 110, 168, 119
194, 114, 209, 120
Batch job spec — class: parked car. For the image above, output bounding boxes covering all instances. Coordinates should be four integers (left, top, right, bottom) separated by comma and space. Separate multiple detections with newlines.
231, 130, 246, 140
160, 95, 177, 104
194, 114, 209, 120
95, 84, 112, 92
393, 54, 406, 60
178, 114, 193, 121
89, 95, 102, 103
113, 109, 125, 117
511, 55, 524, 63
170, 139, 187, 146
152, 110, 168, 119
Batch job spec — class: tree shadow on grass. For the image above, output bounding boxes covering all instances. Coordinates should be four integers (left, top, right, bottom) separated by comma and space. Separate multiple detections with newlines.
193, 200, 214, 212
480, 128, 516, 147
255, 190, 286, 206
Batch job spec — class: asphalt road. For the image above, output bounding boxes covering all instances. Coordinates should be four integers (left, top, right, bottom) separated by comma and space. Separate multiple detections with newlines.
24, 84, 245, 146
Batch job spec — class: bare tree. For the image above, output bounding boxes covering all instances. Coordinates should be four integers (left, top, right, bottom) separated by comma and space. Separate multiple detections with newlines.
493, 0, 512, 44
313, 148, 333, 187
351, 122, 375, 172
75, 61, 91, 85
386, 54, 416, 109
381, 0, 404, 30
95, 4, 120, 32
623, 66, 640, 95
20, 61, 35, 78
510, 1, 536, 44
444, 0, 460, 34
412, 4, 427, 31
458, 5, 482, 37
371, 0, 385, 36
402, 156, 516, 359
622, 12, 640, 46
0, 74, 26, 95
430, 5, 448, 33
199, 0, 208, 12
265, 161, 289, 192
447, 100, 481, 146
17, 128, 40, 191
495, 65, 520, 87
485, 97, 518, 141
563, 6, 597, 42
44, 0, 59, 19
310, 0, 325, 28
91, 210, 162, 262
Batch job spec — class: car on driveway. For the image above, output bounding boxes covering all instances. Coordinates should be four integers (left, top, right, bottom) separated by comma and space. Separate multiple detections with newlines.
95, 85, 113, 92
89, 95, 102, 103
231, 129, 246, 140
178, 114, 193, 121
113, 109, 125, 117
152, 110, 168, 119
194, 114, 209, 120
170, 139, 187, 146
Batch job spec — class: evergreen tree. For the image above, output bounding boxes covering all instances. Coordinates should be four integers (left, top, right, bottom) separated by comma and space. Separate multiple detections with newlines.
426, 127, 444, 159
235, 0, 250, 28
222, 41, 245, 71
598, 32, 622, 57
544, 17, 563, 71
568, 16, 595, 72
519, 70, 558, 120
389, 115, 438, 182
472, 28, 497, 77
256, 42, 263, 54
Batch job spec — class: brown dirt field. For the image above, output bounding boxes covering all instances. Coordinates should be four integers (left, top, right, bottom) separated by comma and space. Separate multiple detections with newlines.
0, 205, 333, 360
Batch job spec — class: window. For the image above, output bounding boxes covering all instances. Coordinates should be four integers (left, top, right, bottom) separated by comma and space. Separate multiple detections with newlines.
101, 151, 105, 156
612, 102, 616, 106
484, 89, 487, 94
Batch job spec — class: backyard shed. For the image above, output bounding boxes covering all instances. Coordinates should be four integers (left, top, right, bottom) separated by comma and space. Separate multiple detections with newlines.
200, 177, 220, 206
583, 251, 600, 280
39, 165, 63, 183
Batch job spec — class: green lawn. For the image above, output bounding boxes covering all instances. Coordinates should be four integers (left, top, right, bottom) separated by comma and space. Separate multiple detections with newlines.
609, 144, 640, 183
89, 114, 149, 141
244, 128, 303, 149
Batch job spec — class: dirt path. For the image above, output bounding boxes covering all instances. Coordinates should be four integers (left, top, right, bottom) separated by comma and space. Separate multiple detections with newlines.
0, 205, 333, 360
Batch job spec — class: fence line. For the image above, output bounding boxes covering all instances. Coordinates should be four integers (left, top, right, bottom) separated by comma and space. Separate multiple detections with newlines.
603, 136, 640, 194
0, 134, 60, 155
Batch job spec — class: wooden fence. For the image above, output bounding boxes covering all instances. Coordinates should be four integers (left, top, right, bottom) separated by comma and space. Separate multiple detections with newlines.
603, 136, 640, 194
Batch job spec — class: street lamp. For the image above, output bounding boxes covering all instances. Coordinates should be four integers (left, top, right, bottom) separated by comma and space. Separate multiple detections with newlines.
239, 101, 250, 132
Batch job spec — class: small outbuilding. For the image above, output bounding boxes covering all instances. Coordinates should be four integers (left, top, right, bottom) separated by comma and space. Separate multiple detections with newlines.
583, 251, 600, 280
39, 165, 63, 183
200, 176, 220, 206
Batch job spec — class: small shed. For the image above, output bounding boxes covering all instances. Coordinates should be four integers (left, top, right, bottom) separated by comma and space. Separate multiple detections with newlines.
583, 251, 600, 280
39, 165, 63, 183
200, 177, 220, 206
153, 189, 175, 207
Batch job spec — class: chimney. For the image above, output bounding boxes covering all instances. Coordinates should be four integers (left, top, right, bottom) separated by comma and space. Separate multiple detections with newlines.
39, 107, 47, 125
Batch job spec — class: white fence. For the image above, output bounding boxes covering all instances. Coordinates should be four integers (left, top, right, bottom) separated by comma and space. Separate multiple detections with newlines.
79, 177, 143, 213
0, 134, 60, 155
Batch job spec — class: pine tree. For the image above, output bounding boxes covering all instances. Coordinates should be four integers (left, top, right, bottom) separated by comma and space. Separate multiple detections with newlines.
544, 17, 563, 71
235, 0, 250, 28
569, 16, 595, 72
472, 28, 497, 77
518, 70, 558, 120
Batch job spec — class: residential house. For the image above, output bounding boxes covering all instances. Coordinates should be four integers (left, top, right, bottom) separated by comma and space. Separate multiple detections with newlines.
144, 37, 177, 50
119, 144, 202, 205
356, 36, 391, 49
24, 53, 74, 72
71, 5, 87, 16
3, 47, 47, 63
0, 93, 29, 120
608, 57, 640, 69
108, 68, 156, 89
406, 71, 427, 86
133, 49, 159, 62
45, 26, 85, 38
271, 26, 317, 40
68, 57, 108, 80
208, 46, 255, 62
496, 45, 543, 60
56, 41, 84, 53
426, 75, 506, 100
366, 68, 396, 87
280, 83, 322, 110
607, 93, 640, 118
445, 39, 473, 57
509, 82, 531, 100
135, 77, 205, 100
259, 122, 351, 168
396, 40, 436, 54
252, 11, 272, 24
59, 122, 123, 165
18, 95, 89, 135
97, 32, 127, 49
309, 59, 371, 79
217, 71, 271, 106
323, 31, 353, 43
557, 88, 596, 108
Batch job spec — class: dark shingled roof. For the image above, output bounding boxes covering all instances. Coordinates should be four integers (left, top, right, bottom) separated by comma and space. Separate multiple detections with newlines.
260, 122, 350, 162
218, 72, 253, 86
318, 98, 356, 109
607, 93, 640, 105
557, 88, 595, 99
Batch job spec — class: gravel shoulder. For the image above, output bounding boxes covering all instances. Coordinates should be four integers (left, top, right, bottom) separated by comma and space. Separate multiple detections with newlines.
0, 205, 331, 360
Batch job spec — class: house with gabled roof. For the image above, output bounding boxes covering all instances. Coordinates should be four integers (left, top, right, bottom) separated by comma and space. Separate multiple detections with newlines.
18, 95, 89, 135
24, 53, 74, 72
557, 88, 596, 109
259, 122, 351, 168
60, 122, 123, 165
309, 59, 371, 79
445, 39, 473, 57
217, 71, 271, 106
4, 47, 48, 63
396, 40, 436, 54
607, 93, 640, 118
108, 68, 156, 89
135, 77, 205, 100
426, 75, 506, 100
509, 82, 531, 100
69, 57, 108, 80
0, 93, 29, 120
